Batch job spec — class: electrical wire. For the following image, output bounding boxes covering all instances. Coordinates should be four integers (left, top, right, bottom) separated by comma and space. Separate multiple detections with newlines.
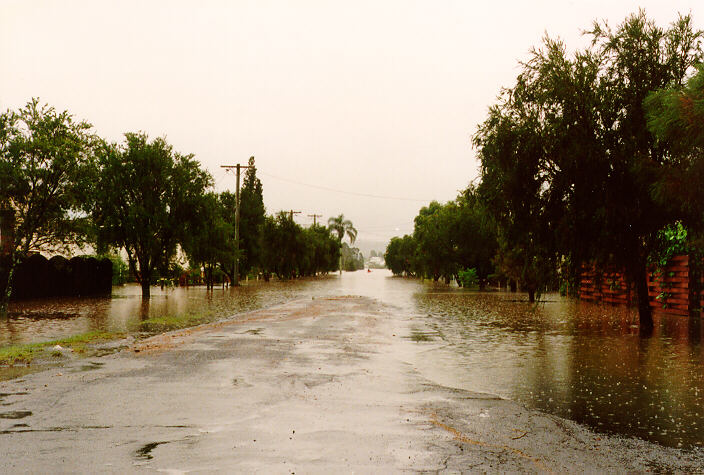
258, 170, 433, 203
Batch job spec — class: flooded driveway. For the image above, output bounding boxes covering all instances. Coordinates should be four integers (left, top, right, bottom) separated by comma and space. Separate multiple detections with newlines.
2, 270, 704, 463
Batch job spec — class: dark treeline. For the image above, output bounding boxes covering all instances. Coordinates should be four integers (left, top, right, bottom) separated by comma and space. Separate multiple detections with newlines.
384, 187, 497, 289
0, 101, 346, 308
387, 11, 704, 330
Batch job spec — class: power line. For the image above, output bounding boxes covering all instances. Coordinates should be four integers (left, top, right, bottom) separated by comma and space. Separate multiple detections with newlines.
258, 171, 433, 203
307, 214, 323, 226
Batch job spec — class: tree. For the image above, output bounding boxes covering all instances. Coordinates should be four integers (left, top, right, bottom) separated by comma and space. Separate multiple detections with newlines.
412, 201, 457, 282
474, 87, 557, 302
238, 156, 265, 278
645, 65, 704, 232
327, 214, 357, 244
327, 214, 357, 273
341, 243, 365, 271
455, 187, 498, 289
385, 236, 413, 276
646, 65, 704, 315
474, 11, 703, 317
0, 99, 96, 312
181, 192, 232, 289
91, 133, 212, 298
301, 224, 340, 276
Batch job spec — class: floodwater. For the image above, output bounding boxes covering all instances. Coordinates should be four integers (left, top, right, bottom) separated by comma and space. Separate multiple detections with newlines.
2, 270, 703, 449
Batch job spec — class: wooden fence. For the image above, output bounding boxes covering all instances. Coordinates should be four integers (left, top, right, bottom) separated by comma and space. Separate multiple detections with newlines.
579, 255, 701, 317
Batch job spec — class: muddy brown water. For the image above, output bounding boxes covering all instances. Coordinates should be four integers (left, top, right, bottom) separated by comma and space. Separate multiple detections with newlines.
2, 270, 703, 449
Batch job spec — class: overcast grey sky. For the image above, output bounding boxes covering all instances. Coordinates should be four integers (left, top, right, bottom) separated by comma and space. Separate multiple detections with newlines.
2, 0, 702, 247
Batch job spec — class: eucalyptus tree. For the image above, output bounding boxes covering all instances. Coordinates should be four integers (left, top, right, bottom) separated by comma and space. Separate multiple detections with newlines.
0, 99, 96, 311
91, 133, 212, 298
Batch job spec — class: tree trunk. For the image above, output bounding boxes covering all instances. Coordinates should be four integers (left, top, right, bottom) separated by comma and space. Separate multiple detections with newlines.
0, 252, 18, 315
141, 279, 151, 299
528, 289, 536, 303
509, 280, 517, 293
631, 257, 653, 334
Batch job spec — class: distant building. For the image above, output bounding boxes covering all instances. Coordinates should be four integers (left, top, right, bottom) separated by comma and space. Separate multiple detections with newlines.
367, 256, 385, 269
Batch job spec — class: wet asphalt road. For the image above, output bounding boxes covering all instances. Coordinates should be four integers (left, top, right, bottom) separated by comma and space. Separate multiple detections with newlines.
2, 296, 704, 473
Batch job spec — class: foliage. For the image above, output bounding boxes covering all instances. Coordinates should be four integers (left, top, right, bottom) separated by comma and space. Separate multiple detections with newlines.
327, 214, 357, 272
649, 222, 689, 267
646, 65, 704, 239
341, 243, 365, 271
384, 235, 417, 276
95, 253, 128, 286
473, 11, 703, 312
90, 133, 213, 298
457, 268, 478, 288
384, 190, 497, 286
0, 99, 97, 310
260, 213, 339, 279
327, 214, 357, 244
238, 156, 265, 277
181, 192, 234, 289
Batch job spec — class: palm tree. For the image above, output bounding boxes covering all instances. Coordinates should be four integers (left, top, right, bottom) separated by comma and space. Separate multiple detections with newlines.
327, 214, 357, 273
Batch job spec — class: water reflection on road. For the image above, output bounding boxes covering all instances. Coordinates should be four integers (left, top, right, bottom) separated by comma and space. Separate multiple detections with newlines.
2, 270, 703, 449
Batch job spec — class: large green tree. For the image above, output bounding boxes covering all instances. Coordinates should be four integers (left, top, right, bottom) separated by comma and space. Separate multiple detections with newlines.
238, 156, 265, 278
645, 65, 704, 232
474, 85, 557, 302
181, 192, 232, 289
91, 133, 212, 298
475, 11, 703, 317
646, 65, 704, 314
0, 99, 96, 311
384, 235, 417, 277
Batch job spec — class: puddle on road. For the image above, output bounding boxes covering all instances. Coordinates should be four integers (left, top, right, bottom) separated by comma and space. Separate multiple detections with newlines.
0, 410, 32, 419
135, 441, 169, 460
0, 392, 28, 401
74, 361, 105, 372
406, 329, 438, 342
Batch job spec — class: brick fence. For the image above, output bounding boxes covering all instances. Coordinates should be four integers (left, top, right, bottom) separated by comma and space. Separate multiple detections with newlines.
579, 255, 701, 317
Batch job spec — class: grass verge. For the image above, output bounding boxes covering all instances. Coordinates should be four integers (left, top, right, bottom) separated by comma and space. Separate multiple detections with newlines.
136, 313, 210, 333
0, 331, 125, 366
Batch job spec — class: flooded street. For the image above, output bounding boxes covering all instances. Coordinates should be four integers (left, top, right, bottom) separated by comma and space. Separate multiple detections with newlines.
2, 270, 704, 451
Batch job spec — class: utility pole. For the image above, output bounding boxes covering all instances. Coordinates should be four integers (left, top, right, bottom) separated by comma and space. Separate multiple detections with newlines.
307, 214, 322, 227
287, 210, 302, 221
221, 160, 253, 287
